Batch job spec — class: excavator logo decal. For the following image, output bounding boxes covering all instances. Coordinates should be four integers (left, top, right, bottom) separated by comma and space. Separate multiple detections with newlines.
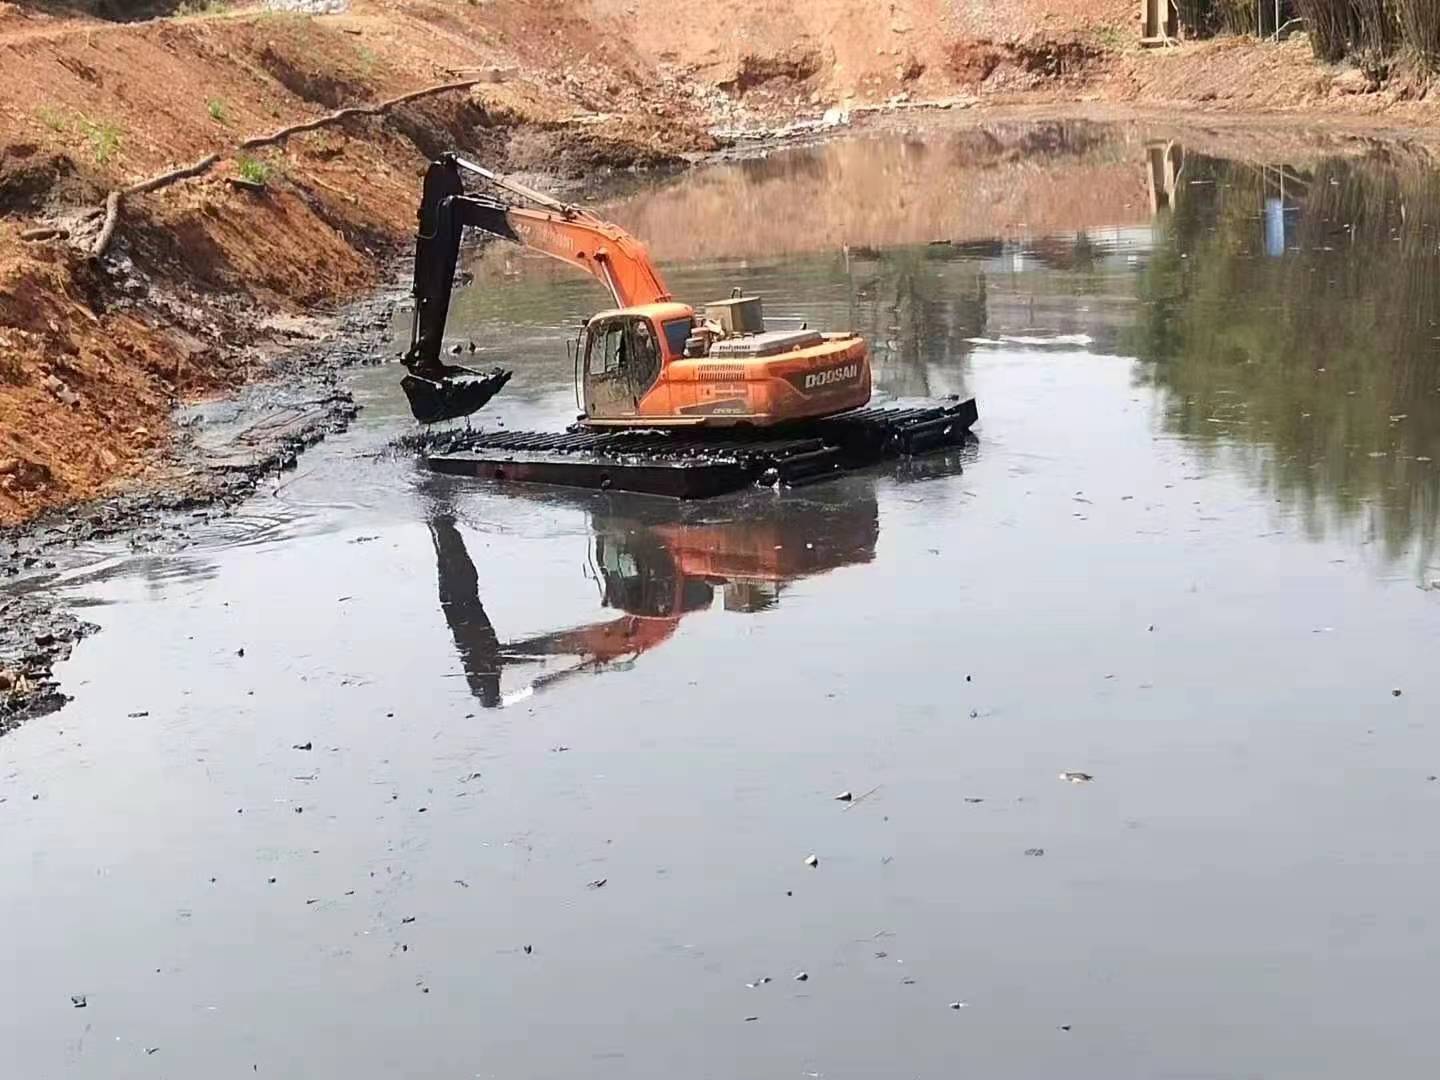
803, 363, 860, 390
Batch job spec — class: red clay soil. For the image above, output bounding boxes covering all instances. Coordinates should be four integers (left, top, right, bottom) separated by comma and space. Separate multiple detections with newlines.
2, 0, 1439, 524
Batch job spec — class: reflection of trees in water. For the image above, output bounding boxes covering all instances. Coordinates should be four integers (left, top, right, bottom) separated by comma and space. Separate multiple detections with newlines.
847, 245, 984, 399
1129, 151, 1440, 575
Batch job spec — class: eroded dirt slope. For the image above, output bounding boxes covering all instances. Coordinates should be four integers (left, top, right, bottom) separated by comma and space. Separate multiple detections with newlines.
0, 0, 716, 523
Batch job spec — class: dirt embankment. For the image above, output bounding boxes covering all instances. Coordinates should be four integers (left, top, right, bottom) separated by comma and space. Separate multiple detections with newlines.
2, 0, 1438, 526
0, 0, 721, 524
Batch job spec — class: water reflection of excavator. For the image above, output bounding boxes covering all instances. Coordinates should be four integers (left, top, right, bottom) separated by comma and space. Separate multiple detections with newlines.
427, 488, 879, 706
401, 155, 872, 425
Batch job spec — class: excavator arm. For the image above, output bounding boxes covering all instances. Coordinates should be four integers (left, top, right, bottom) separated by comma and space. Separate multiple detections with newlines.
402, 154, 670, 422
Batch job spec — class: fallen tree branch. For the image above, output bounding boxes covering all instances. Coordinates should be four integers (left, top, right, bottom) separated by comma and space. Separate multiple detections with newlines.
20, 227, 69, 242
238, 79, 482, 151
87, 77, 484, 259
124, 153, 220, 197
91, 190, 121, 259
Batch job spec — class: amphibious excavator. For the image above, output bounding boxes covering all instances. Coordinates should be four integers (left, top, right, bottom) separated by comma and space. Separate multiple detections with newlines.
401, 154, 872, 426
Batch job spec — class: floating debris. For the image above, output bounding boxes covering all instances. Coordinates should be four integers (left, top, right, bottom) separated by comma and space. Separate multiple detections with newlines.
745, 977, 772, 989
949, 1001, 968, 1010
804, 854, 819, 868
794, 971, 809, 982
1392, 688, 1403, 698
834, 790, 853, 802
402, 916, 416, 924
1024, 848, 1045, 857
587, 878, 608, 889
1058, 772, 1093, 784
70, 994, 86, 1008
963, 797, 984, 804
127, 711, 149, 718
523, 945, 533, 955
293, 741, 312, 751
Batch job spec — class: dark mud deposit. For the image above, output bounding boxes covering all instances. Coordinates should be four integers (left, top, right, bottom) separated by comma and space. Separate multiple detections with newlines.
0, 292, 393, 720
3, 121, 1440, 1078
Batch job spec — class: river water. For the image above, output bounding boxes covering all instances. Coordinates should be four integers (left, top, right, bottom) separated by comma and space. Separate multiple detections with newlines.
4, 119, 1439, 1078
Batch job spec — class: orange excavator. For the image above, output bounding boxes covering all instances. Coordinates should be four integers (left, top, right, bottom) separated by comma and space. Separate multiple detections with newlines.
401, 154, 872, 425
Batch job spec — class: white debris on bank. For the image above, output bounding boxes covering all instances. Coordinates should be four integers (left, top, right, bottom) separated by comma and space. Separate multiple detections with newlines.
710, 95, 977, 143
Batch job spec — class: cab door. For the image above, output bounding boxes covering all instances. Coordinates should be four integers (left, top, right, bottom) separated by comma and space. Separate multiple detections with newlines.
583, 315, 666, 420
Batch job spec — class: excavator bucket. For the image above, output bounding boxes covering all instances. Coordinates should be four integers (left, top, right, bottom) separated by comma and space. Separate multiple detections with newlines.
402, 365, 513, 424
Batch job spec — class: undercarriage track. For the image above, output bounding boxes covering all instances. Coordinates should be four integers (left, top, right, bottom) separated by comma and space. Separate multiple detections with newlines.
424, 399, 978, 498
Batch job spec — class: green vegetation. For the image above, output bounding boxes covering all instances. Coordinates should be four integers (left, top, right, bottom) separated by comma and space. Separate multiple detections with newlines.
35, 106, 68, 133
1088, 22, 1131, 50
207, 98, 228, 124
78, 117, 122, 164
357, 45, 381, 77
235, 154, 273, 186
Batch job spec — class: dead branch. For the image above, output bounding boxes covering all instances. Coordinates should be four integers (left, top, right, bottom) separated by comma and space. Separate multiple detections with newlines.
90, 190, 121, 259
124, 153, 220, 197
85, 78, 483, 260
19, 227, 69, 242
238, 79, 482, 151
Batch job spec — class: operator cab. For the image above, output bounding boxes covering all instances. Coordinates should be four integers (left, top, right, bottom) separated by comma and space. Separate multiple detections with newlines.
580, 301, 693, 421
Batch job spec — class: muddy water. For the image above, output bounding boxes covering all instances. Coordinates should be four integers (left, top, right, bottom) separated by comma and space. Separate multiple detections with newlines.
5, 121, 1440, 1078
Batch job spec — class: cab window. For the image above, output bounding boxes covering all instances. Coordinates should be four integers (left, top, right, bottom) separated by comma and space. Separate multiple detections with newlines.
661, 317, 692, 358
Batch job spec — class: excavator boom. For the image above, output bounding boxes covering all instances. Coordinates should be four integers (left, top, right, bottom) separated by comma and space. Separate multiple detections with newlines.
402, 155, 670, 421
